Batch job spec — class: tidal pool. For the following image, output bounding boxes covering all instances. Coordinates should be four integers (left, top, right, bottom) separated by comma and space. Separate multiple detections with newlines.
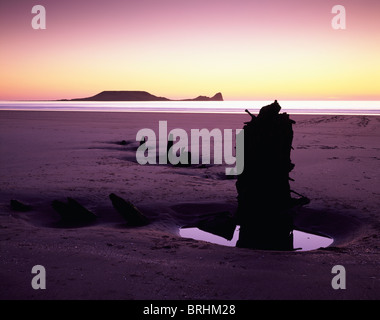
179, 226, 333, 251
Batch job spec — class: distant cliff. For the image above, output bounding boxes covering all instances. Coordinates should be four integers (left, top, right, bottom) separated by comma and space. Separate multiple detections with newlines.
182, 92, 223, 102
68, 91, 223, 102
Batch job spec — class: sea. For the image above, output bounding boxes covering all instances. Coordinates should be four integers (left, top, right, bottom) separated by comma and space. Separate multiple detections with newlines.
1, 100, 380, 115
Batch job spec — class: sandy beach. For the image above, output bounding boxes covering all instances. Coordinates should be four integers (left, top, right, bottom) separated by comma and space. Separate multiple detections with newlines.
0, 110, 379, 300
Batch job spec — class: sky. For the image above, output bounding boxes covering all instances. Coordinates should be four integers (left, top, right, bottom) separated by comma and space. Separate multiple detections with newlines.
1, 0, 379, 101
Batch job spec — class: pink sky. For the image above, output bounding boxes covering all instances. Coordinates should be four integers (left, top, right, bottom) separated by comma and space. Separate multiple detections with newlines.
1, 0, 379, 100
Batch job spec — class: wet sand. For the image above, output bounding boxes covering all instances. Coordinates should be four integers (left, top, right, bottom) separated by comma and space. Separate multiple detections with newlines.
0, 110, 379, 300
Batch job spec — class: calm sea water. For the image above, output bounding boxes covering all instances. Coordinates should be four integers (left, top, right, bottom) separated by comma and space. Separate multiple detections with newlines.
1, 101, 380, 115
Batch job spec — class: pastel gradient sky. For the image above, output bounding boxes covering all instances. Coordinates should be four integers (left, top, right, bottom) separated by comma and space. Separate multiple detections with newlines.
1, 0, 379, 100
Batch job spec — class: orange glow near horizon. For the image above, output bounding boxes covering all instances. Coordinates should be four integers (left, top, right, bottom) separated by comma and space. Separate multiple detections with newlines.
0, 0, 379, 101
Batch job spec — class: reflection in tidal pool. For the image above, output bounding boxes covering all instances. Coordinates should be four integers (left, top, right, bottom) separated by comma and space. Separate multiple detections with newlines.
179, 226, 333, 251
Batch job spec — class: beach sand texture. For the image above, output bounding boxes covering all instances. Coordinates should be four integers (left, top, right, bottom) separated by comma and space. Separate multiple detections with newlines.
0, 110, 379, 299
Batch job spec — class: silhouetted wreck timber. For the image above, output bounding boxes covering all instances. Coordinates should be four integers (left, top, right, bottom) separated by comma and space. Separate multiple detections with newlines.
10, 200, 32, 212
52, 198, 97, 224
235, 100, 310, 250
109, 193, 149, 226
182, 211, 237, 241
